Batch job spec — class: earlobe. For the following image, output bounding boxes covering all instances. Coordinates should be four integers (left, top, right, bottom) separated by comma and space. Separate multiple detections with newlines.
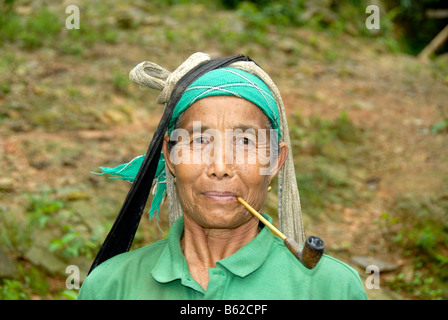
279, 142, 289, 169
162, 136, 176, 177
269, 142, 288, 180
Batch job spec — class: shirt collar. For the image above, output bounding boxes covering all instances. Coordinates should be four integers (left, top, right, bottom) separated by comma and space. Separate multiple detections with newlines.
217, 214, 274, 278
150, 216, 187, 284
151, 213, 275, 283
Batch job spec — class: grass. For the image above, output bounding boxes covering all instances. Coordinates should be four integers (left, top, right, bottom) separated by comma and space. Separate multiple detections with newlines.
289, 111, 369, 217
0, 190, 108, 299
0, 7, 60, 49
290, 111, 448, 299
0, 0, 418, 133
381, 190, 448, 299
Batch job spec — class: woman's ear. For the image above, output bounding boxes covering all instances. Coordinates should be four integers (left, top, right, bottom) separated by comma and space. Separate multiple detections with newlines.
162, 136, 176, 177
269, 142, 288, 181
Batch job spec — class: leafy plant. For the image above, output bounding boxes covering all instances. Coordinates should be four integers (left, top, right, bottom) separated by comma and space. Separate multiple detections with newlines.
383, 190, 448, 298
27, 193, 64, 229
12, 8, 60, 49
112, 71, 130, 94
0, 279, 30, 300
387, 271, 444, 300
431, 106, 448, 134
431, 120, 448, 134
49, 224, 102, 259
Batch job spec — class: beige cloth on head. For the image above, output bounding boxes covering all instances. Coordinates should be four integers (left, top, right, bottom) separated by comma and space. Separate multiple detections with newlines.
129, 52, 306, 244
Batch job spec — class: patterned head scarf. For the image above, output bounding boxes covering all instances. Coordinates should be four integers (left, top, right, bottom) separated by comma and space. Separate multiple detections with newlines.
168, 67, 281, 136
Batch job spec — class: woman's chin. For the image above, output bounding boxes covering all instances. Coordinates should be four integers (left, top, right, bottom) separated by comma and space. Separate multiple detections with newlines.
192, 208, 249, 229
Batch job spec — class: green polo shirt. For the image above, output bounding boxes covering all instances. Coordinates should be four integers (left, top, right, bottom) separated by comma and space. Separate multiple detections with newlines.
78, 214, 367, 300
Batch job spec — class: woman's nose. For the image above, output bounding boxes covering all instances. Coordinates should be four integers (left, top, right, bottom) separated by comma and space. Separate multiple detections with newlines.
205, 141, 235, 179
209, 162, 234, 179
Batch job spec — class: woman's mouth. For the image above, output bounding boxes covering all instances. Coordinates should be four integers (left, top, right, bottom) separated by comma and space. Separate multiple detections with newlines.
202, 191, 238, 202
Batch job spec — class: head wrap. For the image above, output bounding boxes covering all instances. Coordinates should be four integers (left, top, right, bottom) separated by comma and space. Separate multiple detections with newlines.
89, 53, 305, 273
168, 67, 281, 136
94, 67, 282, 220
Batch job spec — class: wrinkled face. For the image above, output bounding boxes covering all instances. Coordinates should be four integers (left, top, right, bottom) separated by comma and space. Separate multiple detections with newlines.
163, 95, 288, 229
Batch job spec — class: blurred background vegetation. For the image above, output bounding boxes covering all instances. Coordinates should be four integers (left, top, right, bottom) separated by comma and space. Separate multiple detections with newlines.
0, 0, 447, 300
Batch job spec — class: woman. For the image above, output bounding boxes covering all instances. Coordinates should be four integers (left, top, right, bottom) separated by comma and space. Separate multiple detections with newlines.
78, 53, 367, 299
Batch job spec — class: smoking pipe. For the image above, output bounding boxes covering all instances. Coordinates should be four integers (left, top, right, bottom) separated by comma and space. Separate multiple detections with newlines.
237, 197, 325, 269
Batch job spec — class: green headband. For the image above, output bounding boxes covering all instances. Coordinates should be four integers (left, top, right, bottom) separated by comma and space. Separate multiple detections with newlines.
168, 67, 280, 136
94, 67, 280, 220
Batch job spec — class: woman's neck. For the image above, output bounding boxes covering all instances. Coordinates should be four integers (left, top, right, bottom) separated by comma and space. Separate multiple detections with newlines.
180, 214, 259, 290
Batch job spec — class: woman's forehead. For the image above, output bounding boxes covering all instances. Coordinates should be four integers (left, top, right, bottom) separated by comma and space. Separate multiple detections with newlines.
179, 96, 271, 130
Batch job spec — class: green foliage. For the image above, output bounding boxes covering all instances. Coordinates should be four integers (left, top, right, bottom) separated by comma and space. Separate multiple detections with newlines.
223, 0, 445, 56
4, 189, 102, 256
112, 71, 130, 94
236, 0, 305, 29
49, 224, 103, 259
221, 0, 270, 9
59, 40, 84, 56
58, 289, 79, 300
291, 111, 362, 156
431, 120, 448, 134
387, 271, 444, 300
27, 193, 65, 229
24, 266, 51, 296
1, 192, 64, 252
0, 279, 30, 300
381, 190, 448, 298
290, 112, 366, 216
388, 0, 448, 55
0, 7, 61, 49
1, 190, 105, 299
22, 8, 61, 49
0, 4, 119, 54
391, 193, 448, 263
431, 106, 448, 134
0, 264, 52, 300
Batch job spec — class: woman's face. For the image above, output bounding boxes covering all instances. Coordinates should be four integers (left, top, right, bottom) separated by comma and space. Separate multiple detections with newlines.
163, 95, 288, 229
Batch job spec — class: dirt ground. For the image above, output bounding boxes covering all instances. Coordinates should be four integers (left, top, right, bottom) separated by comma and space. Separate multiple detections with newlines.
284, 45, 448, 299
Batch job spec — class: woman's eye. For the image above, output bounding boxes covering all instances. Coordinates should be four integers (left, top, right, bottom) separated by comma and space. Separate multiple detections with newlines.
192, 136, 209, 144
236, 137, 255, 146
